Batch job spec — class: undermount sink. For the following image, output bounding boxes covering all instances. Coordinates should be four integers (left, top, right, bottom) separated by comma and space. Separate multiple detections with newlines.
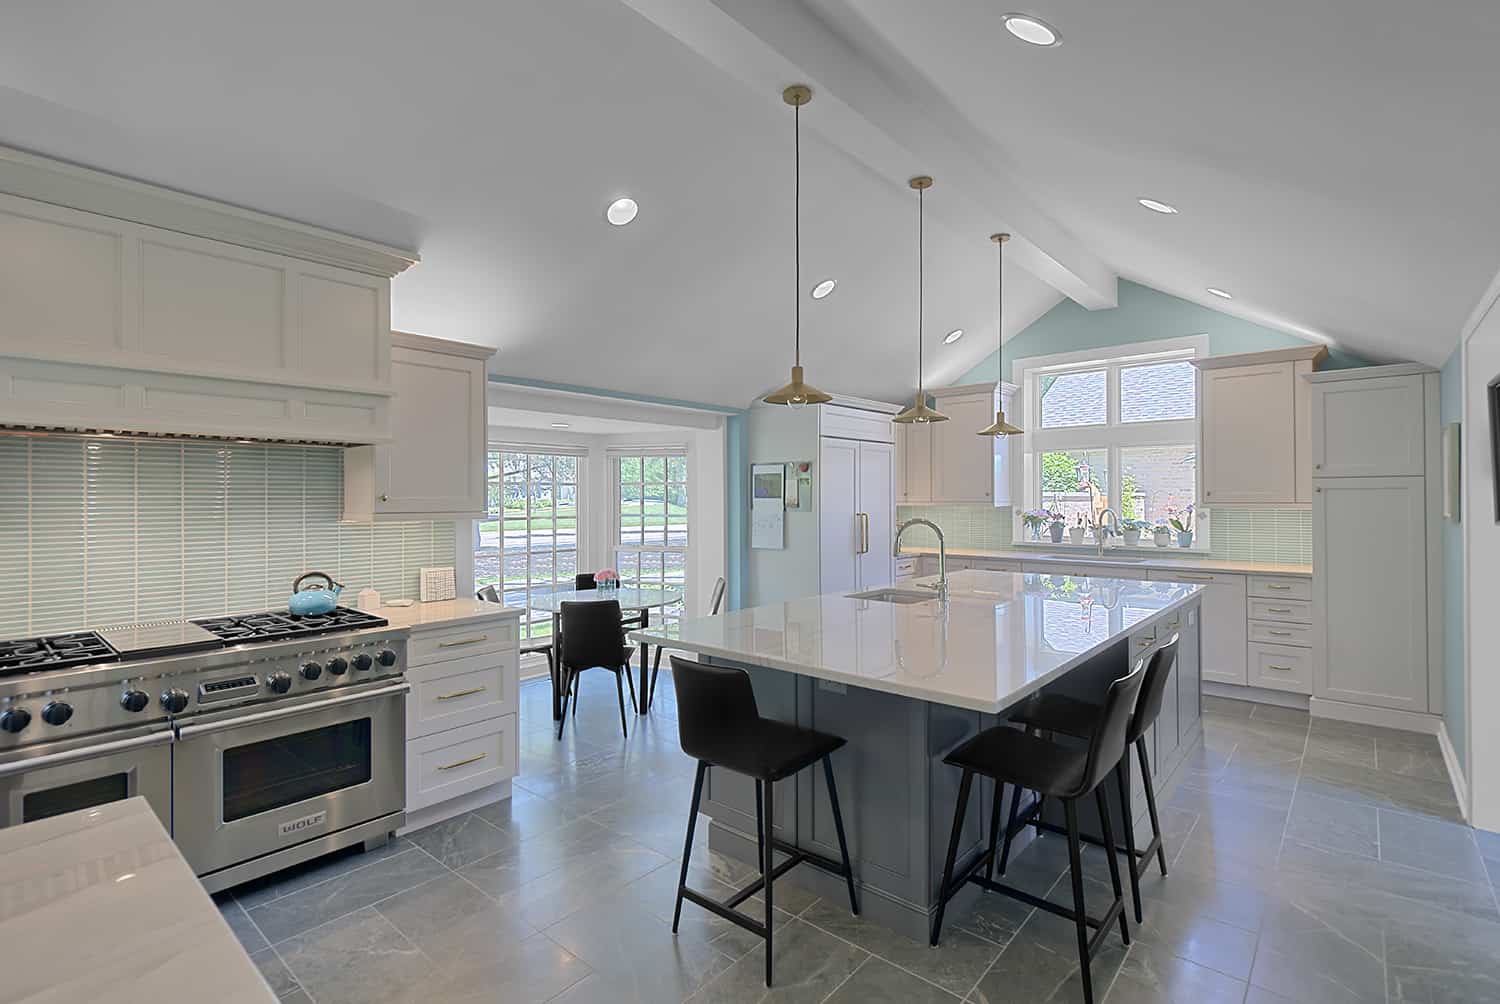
847, 587, 937, 605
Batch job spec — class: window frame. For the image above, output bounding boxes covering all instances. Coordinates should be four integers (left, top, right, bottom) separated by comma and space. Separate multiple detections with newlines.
1016, 336, 1208, 547
608, 447, 690, 625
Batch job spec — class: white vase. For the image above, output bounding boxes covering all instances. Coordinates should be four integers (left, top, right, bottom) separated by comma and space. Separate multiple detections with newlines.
1122, 528, 1141, 547
1067, 527, 1086, 545
1153, 528, 1171, 547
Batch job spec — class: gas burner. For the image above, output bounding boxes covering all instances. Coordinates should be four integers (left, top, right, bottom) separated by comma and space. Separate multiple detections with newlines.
192, 607, 389, 644
0, 632, 119, 676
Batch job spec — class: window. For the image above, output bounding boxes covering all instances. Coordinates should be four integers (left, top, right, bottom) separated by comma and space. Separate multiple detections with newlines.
1018, 337, 1205, 544
612, 452, 688, 625
475, 448, 581, 640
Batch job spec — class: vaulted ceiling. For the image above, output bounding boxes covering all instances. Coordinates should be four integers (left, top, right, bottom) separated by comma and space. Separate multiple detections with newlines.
0, 0, 1494, 407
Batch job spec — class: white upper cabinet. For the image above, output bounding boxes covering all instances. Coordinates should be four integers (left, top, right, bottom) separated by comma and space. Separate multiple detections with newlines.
344, 333, 494, 521
897, 422, 933, 503
1309, 369, 1427, 477
1194, 347, 1326, 506
897, 383, 1014, 506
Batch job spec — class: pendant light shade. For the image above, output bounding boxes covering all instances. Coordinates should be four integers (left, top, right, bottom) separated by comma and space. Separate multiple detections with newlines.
893, 176, 948, 425
978, 232, 1024, 436
764, 85, 832, 409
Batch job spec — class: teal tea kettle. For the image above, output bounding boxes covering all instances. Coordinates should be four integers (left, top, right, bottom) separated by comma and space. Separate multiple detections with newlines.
289, 572, 344, 616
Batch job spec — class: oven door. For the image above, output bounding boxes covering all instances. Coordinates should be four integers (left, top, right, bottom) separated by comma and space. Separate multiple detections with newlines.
0, 727, 173, 831
172, 681, 407, 877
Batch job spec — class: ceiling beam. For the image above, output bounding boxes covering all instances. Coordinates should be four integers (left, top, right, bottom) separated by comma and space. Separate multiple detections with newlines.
619, 0, 1118, 309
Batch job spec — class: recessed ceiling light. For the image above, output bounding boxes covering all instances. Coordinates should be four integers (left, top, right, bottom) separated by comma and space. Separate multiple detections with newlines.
605, 197, 638, 226
1002, 14, 1060, 46
1137, 198, 1178, 214
550, 422, 571, 429
944, 328, 964, 344
810, 278, 837, 299
1206, 287, 1233, 299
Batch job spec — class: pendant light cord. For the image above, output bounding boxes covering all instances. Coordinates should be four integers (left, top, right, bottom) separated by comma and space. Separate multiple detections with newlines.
996, 235, 1003, 377
794, 101, 801, 368
917, 185, 924, 394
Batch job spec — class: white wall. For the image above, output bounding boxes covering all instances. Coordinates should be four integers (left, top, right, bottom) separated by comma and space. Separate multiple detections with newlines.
1463, 270, 1500, 829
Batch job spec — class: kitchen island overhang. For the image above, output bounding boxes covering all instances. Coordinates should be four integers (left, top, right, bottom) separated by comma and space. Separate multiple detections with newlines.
630, 569, 1206, 943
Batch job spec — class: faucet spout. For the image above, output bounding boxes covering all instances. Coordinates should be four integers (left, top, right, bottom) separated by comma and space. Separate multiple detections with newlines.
894, 517, 947, 597
1094, 508, 1119, 556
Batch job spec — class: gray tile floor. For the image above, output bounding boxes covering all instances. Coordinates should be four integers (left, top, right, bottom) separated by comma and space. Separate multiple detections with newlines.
216, 681, 1500, 1003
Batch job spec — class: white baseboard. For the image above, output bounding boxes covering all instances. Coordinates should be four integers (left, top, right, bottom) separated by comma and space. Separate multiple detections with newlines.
397, 780, 511, 835
1307, 697, 1442, 735
1203, 681, 1310, 710
1437, 721, 1471, 823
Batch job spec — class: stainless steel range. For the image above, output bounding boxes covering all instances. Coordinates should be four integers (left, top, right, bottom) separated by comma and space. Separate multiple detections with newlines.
0, 607, 409, 893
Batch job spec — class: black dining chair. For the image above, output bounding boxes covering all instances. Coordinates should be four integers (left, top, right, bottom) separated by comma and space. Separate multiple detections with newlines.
668, 656, 858, 987
1002, 639, 1179, 923
477, 584, 557, 698
930, 659, 1147, 1004
557, 599, 637, 740
576, 573, 644, 629
644, 575, 726, 712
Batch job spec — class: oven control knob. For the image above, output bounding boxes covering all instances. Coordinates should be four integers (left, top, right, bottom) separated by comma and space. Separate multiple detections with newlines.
160, 689, 190, 714
0, 708, 30, 734
300, 661, 323, 681
120, 690, 150, 713
267, 672, 293, 694
376, 649, 398, 668
41, 701, 73, 726
326, 656, 349, 676
352, 653, 374, 672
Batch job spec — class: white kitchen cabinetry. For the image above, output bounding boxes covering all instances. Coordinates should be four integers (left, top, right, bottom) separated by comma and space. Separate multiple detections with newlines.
896, 422, 934, 503
1194, 346, 1326, 506
896, 383, 1016, 505
344, 333, 494, 521
1148, 570, 1248, 687
1310, 373, 1426, 478
820, 436, 896, 594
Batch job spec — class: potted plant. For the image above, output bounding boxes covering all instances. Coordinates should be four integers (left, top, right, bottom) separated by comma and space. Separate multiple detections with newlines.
1169, 506, 1195, 548
595, 567, 620, 594
1067, 514, 1087, 545
1021, 509, 1050, 541
1121, 519, 1148, 547
1152, 521, 1172, 547
1047, 511, 1066, 543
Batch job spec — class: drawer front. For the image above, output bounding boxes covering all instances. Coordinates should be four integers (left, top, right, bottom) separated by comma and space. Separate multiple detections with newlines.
409, 617, 517, 666
968, 557, 1023, 572
1247, 598, 1312, 624
408, 650, 517, 738
407, 714, 518, 812
1129, 624, 1159, 660
1147, 569, 1240, 587
1247, 576, 1311, 601
1248, 642, 1313, 694
1249, 619, 1313, 647
1029, 561, 1147, 580
895, 557, 916, 580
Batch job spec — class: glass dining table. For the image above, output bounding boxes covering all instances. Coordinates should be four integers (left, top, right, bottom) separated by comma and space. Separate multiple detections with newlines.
528, 586, 683, 720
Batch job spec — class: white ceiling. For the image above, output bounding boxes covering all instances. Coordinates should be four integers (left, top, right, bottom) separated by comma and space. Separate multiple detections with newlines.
0, 0, 1494, 408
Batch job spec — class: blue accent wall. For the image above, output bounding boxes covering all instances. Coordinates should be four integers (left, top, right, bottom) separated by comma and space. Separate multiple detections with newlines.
725, 413, 748, 610
1441, 346, 1466, 774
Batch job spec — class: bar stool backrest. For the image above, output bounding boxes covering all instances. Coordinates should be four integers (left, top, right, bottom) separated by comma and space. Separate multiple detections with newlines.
1075, 658, 1149, 797
1127, 639, 1179, 744
475, 585, 501, 603
670, 656, 761, 763
560, 600, 623, 670
708, 577, 727, 616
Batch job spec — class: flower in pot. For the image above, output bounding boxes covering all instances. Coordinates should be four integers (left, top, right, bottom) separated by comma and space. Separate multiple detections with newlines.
595, 567, 620, 592
1021, 509, 1051, 541
1048, 514, 1066, 543
1121, 519, 1147, 547
1168, 506, 1196, 548
1067, 514, 1087, 545
1152, 521, 1172, 547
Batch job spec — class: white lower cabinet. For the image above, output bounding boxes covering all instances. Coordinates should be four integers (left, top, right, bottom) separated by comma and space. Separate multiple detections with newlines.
408, 716, 518, 811
1148, 571, 1248, 687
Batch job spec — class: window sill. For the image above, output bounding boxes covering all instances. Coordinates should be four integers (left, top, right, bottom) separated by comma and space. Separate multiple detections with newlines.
1006, 540, 1212, 558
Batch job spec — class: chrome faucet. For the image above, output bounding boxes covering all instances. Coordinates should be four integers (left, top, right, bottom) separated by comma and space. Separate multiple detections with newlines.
1094, 508, 1119, 556
894, 517, 947, 597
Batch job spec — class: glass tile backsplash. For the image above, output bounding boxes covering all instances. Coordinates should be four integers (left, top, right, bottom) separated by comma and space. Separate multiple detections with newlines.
0, 437, 456, 638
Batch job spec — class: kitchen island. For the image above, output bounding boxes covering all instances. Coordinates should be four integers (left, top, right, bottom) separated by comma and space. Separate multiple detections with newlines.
631, 568, 1205, 941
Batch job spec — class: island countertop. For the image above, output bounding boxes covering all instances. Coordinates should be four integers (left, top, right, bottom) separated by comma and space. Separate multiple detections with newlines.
631, 568, 1203, 714
0, 797, 276, 1004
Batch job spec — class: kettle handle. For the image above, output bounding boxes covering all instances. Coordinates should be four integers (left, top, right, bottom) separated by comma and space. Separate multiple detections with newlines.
293, 572, 342, 593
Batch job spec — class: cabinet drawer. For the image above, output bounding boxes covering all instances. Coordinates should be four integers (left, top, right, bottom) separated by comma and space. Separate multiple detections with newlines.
407, 714, 517, 812
409, 618, 517, 666
1248, 642, 1313, 694
1147, 569, 1239, 586
1247, 598, 1312, 624
1248, 620, 1313, 647
1247, 576, 1311, 601
968, 557, 1023, 572
895, 557, 917, 579
408, 650, 516, 739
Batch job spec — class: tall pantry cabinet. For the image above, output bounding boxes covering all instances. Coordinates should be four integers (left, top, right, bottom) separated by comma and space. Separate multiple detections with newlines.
1309, 365, 1442, 718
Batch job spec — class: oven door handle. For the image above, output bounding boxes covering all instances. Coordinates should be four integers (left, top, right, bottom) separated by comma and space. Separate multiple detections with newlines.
0, 729, 174, 779
175, 681, 411, 739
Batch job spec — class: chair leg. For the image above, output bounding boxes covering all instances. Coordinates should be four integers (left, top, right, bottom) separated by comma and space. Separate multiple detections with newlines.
614, 671, 629, 739
822, 755, 859, 915
984, 780, 1004, 883
1064, 799, 1095, 1004
1095, 786, 1130, 947
1137, 737, 1168, 875
1116, 758, 1144, 923
673, 762, 707, 933
623, 663, 639, 715
763, 775, 775, 988
930, 769, 973, 947
647, 644, 664, 712
754, 781, 766, 875
555, 669, 571, 741
997, 780, 1023, 876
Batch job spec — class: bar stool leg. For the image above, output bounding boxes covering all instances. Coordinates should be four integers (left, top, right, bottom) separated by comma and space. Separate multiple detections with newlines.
1063, 799, 1095, 1004
763, 780, 775, 987
1137, 737, 1168, 875
754, 781, 765, 876
1115, 758, 1144, 922
930, 769, 973, 947
1094, 786, 1129, 946
822, 756, 859, 915
983, 780, 1003, 883
997, 781, 1023, 876
673, 762, 707, 933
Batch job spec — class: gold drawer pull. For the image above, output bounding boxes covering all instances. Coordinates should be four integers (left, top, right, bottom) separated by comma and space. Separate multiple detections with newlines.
1265, 584, 1292, 590
1137, 639, 1154, 648
437, 753, 488, 771
439, 635, 490, 648
1268, 665, 1294, 671
1179, 574, 1214, 581
1268, 630, 1292, 637
435, 686, 487, 701
1166, 620, 1180, 630
1266, 607, 1294, 614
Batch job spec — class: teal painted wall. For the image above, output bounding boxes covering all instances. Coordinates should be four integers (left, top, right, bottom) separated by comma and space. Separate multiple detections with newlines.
725, 413, 748, 611
1441, 346, 1466, 775
959, 279, 1368, 385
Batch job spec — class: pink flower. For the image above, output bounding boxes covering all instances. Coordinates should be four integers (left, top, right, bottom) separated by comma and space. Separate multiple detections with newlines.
595, 568, 619, 583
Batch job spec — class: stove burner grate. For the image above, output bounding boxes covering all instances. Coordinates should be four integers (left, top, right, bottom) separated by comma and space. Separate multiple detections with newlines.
192, 607, 389, 644
0, 632, 119, 676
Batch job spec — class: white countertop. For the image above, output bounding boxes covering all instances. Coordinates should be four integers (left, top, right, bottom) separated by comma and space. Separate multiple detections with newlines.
631, 569, 1203, 714
375, 597, 523, 630
899, 545, 1312, 578
0, 798, 276, 1004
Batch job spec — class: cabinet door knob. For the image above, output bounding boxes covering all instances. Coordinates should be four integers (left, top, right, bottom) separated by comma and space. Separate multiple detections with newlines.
1314, 487, 1321, 494
1314, 464, 1322, 469
380, 494, 389, 502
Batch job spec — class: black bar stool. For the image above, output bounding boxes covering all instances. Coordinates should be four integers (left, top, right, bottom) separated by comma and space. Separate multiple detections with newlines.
930, 659, 1147, 1004
668, 656, 859, 987
1002, 639, 1178, 924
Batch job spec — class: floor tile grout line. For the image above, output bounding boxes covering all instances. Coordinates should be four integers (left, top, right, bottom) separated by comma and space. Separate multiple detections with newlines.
814, 952, 872, 1004
1273, 719, 1312, 864
235, 899, 313, 1004
793, 908, 970, 1001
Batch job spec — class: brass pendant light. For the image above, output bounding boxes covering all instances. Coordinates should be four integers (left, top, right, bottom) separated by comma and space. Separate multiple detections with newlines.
978, 232, 1024, 436
763, 84, 833, 409
893, 176, 948, 424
